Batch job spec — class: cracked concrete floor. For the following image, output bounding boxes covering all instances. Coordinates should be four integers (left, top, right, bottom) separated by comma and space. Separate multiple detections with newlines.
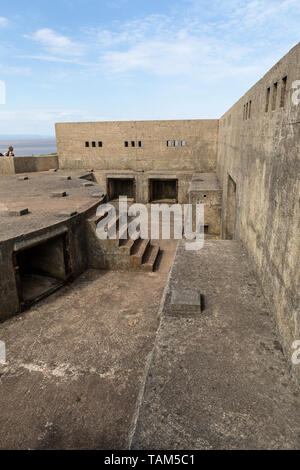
0, 240, 177, 449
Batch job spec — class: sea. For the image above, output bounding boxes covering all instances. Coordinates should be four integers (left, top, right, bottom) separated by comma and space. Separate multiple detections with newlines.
0, 138, 57, 157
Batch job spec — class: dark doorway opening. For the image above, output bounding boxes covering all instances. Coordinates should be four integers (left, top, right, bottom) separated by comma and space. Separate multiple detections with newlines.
225, 175, 237, 240
13, 233, 72, 310
149, 179, 178, 203
107, 178, 136, 201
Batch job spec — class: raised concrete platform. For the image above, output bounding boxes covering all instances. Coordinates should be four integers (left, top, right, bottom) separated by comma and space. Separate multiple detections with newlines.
130, 241, 300, 450
0, 170, 105, 242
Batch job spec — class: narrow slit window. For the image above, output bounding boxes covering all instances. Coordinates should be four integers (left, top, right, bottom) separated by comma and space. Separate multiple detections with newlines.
181, 140, 186, 146
272, 82, 278, 110
92, 141, 96, 148
125, 141, 129, 147
248, 101, 252, 119
280, 76, 287, 108
138, 141, 142, 148
243, 105, 246, 120
131, 141, 136, 148
245, 103, 248, 120
265, 87, 270, 112
98, 141, 102, 147
174, 140, 179, 147
85, 142, 89, 148
167, 140, 171, 147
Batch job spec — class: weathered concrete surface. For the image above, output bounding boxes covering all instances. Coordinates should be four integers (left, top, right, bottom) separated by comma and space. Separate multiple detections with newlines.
189, 172, 222, 236
56, 120, 219, 174
0, 170, 105, 321
0, 155, 58, 175
0, 171, 104, 242
131, 241, 300, 450
218, 42, 300, 381
0, 239, 177, 449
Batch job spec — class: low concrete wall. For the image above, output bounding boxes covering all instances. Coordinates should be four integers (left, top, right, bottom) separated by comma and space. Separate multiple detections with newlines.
0, 155, 58, 175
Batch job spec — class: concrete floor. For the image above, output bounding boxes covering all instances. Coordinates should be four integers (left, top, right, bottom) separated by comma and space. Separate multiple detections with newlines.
131, 241, 300, 450
0, 239, 177, 449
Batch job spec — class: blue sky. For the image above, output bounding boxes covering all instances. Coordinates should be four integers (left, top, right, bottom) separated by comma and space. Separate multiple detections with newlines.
0, 0, 299, 135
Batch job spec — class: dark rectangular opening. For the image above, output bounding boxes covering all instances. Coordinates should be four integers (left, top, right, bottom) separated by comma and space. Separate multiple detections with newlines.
280, 76, 287, 107
248, 100, 252, 119
138, 141, 142, 148
265, 87, 270, 112
131, 141, 136, 147
98, 141, 103, 147
272, 82, 278, 110
85, 141, 89, 147
13, 234, 71, 309
107, 178, 136, 201
167, 140, 171, 147
149, 179, 178, 203
125, 141, 129, 147
225, 175, 237, 240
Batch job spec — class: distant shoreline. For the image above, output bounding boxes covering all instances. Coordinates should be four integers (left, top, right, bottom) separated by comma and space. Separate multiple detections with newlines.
0, 138, 57, 157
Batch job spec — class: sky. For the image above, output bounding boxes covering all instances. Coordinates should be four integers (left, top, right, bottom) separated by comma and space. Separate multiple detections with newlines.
0, 0, 299, 136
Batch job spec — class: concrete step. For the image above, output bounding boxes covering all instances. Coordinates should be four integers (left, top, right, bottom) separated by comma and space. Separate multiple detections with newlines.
119, 237, 135, 254
141, 245, 160, 272
107, 214, 120, 238
130, 239, 150, 268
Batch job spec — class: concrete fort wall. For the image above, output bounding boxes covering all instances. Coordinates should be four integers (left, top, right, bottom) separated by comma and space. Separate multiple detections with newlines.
56, 119, 219, 173
0, 155, 58, 175
217, 42, 300, 380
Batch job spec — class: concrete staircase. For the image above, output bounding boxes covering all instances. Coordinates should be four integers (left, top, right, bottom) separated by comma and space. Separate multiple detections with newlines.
87, 211, 160, 272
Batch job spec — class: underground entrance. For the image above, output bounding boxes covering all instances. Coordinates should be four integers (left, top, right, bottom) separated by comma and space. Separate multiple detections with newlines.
149, 179, 178, 203
107, 178, 136, 201
13, 233, 72, 310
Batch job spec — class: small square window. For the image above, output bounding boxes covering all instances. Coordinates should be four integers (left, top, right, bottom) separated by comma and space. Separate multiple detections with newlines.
181, 140, 186, 146
167, 140, 171, 147
92, 141, 96, 148
131, 141, 136, 147
174, 140, 179, 147
98, 141, 102, 147
125, 141, 129, 147
85, 142, 89, 148
138, 141, 142, 148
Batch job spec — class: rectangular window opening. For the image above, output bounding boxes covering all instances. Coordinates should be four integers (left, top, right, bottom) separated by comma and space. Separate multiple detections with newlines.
265, 87, 271, 112
248, 101, 252, 119
181, 140, 186, 146
85, 142, 89, 148
174, 140, 179, 147
167, 140, 171, 147
98, 141, 102, 147
125, 141, 129, 148
131, 141, 136, 148
280, 76, 287, 108
272, 82, 278, 111
92, 141, 96, 148
138, 141, 142, 148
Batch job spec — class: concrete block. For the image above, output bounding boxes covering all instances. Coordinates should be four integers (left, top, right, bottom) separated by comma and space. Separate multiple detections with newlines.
91, 192, 104, 198
1, 208, 29, 217
51, 191, 68, 198
170, 289, 202, 314
59, 210, 78, 217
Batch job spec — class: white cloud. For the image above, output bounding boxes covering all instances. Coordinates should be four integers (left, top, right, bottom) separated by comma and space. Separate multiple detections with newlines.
26, 28, 84, 57
0, 17, 8, 27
